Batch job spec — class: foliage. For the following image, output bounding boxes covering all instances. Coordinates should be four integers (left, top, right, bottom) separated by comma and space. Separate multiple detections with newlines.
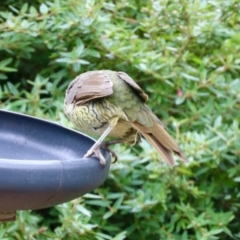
0, 0, 240, 239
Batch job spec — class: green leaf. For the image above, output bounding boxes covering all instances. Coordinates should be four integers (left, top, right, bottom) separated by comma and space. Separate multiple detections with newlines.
0, 73, 7, 80
103, 211, 114, 219
113, 231, 127, 240
76, 205, 92, 217
39, 3, 49, 14
214, 115, 222, 128
175, 96, 185, 105
233, 177, 240, 182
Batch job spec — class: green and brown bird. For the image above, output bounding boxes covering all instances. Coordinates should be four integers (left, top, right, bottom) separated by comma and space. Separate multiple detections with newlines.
64, 70, 188, 166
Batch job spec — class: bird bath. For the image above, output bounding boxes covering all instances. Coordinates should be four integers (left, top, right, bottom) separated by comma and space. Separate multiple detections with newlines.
0, 110, 110, 221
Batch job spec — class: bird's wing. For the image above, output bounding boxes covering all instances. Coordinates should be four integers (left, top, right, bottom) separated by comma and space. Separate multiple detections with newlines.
117, 72, 148, 102
116, 72, 188, 164
65, 71, 114, 105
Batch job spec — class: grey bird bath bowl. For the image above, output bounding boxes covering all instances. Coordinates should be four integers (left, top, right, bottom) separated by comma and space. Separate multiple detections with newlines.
0, 110, 110, 221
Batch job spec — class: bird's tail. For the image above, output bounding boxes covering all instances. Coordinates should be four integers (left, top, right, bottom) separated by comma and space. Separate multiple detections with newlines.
133, 118, 188, 166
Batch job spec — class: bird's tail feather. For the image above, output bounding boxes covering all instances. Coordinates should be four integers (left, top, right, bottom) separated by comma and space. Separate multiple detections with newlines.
133, 120, 188, 165
142, 132, 175, 165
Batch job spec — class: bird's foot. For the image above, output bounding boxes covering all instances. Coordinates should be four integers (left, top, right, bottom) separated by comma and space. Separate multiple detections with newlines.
84, 140, 121, 165
101, 139, 124, 163
84, 147, 106, 165
100, 142, 118, 163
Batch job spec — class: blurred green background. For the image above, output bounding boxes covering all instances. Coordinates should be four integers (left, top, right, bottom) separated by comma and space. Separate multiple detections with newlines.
0, 0, 240, 239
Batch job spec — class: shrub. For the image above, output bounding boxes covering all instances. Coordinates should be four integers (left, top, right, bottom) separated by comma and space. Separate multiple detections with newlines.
0, 0, 239, 239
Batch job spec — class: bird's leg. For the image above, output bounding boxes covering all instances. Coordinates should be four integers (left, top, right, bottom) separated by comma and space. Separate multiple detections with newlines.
84, 117, 119, 165
100, 132, 142, 163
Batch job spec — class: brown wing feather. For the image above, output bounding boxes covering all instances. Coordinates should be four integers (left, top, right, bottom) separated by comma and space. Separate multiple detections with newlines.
65, 71, 114, 106
133, 122, 175, 165
117, 71, 148, 102
133, 117, 188, 165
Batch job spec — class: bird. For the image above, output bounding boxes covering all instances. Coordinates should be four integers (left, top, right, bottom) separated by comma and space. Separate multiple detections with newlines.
64, 70, 188, 166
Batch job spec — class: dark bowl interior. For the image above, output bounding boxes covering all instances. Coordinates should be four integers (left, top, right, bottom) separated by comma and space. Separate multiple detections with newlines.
0, 110, 110, 211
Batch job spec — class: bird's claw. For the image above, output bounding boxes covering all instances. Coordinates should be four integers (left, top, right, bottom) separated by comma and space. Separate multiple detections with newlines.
84, 142, 119, 165
84, 148, 106, 165
100, 142, 118, 163
103, 147, 118, 163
